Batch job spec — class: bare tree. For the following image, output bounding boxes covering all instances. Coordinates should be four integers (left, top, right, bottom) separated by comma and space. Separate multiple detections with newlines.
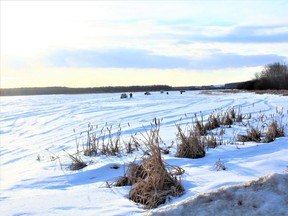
255, 62, 288, 89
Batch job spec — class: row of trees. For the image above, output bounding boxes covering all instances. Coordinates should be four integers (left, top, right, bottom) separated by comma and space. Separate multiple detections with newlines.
238, 62, 288, 90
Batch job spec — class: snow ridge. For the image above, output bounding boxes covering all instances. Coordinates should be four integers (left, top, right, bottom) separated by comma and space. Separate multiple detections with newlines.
146, 172, 288, 216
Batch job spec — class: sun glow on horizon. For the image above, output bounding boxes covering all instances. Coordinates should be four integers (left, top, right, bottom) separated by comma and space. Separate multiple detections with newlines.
0, 65, 261, 89
1, 1, 287, 88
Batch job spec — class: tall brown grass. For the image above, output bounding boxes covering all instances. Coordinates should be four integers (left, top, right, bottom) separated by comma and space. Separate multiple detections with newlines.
264, 121, 284, 143
237, 127, 262, 143
175, 125, 206, 159
115, 120, 185, 209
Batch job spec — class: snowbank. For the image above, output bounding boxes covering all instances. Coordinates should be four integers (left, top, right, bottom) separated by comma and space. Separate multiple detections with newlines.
145, 172, 288, 216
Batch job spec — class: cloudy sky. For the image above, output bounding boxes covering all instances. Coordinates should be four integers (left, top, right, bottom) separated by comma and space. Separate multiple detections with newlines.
1, 0, 288, 88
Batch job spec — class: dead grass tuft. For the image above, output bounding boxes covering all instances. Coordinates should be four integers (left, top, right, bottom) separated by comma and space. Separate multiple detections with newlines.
237, 127, 262, 143
235, 113, 244, 123
204, 134, 218, 148
130, 124, 184, 209
264, 121, 284, 143
115, 121, 185, 209
175, 126, 206, 159
82, 124, 99, 156
194, 118, 207, 136
65, 151, 87, 170
205, 114, 220, 131
125, 135, 141, 154
114, 162, 146, 186
221, 112, 234, 127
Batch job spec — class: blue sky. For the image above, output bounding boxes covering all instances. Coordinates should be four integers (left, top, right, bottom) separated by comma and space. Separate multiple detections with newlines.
1, 0, 288, 88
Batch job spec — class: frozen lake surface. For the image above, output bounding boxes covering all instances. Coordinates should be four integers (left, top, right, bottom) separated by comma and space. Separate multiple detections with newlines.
1, 90, 288, 215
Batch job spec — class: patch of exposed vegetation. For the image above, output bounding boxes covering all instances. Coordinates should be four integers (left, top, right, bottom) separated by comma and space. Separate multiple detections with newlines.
115, 122, 185, 209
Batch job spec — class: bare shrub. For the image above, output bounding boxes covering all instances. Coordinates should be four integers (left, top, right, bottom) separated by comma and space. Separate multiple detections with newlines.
175, 126, 206, 159
264, 121, 284, 143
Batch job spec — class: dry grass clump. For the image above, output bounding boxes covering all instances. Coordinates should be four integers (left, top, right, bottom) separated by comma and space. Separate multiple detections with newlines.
253, 89, 288, 96
69, 157, 87, 170
79, 124, 99, 157
125, 135, 141, 154
100, 125, 121, 156
65, 151, 87, 170
237, 127, 262, 143
229, 107, 236, 119
115, 124, 185, 209
83, 133, 99, 156
237, 109, 285, 144
204, 134, 218, 148
235, 113, 244, 123
194, 118, 207, 136
204, 107, 243, 132
205, 113, 220, 131
221, 112, 234, 127
264, 121, 284, 143
175, 126, 206, 159
129, 144, 184, 208
81, 123, 140, 157
114, 162, 146, 187
229, 106, 244, 123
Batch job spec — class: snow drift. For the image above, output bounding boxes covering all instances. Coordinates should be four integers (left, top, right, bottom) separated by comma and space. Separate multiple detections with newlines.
146, 172, 288, 216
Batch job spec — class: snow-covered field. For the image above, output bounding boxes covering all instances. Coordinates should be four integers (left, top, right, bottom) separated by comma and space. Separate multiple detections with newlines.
1, 90, 288, 215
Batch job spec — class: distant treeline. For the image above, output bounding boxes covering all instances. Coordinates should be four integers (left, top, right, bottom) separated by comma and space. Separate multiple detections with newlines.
0, 85, 174, 96
238, 62, 288, 90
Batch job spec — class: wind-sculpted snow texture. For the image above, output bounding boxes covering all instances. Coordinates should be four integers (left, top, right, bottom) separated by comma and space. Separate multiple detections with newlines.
146, 173, 288, 216
1, 90, 288, 215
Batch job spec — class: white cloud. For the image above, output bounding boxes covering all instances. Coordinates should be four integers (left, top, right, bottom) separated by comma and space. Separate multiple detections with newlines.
1, 0, 288, 88
2, 0, 288, 55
